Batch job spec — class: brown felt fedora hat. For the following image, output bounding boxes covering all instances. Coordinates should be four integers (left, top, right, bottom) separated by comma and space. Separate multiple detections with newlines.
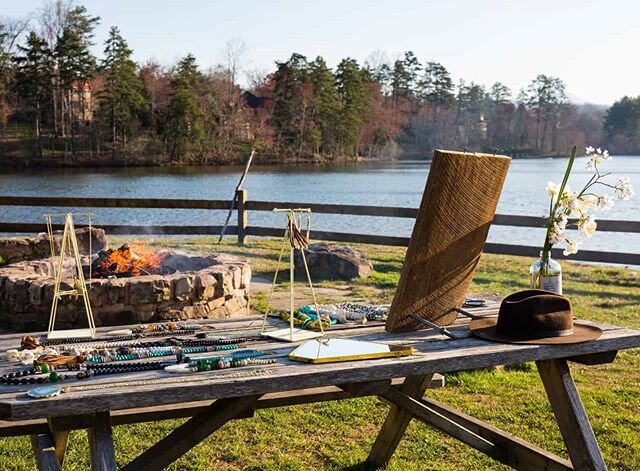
469, 289, 602, 344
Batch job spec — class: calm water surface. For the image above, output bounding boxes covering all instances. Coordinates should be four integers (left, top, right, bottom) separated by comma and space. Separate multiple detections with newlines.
0, 156, 638, 255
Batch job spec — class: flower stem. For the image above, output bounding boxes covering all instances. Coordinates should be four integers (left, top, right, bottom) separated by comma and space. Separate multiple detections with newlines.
542, 145, 577, 259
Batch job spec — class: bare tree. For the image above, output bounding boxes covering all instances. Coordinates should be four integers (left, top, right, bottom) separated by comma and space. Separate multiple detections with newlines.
37, 0, 75, 48
0, 15, 30, 55
222, 37, 247, 89
245, 66, 269, 92
0, 15, 30, 135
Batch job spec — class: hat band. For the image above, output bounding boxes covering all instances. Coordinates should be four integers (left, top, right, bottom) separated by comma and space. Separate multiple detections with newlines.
496, 327, 574, 339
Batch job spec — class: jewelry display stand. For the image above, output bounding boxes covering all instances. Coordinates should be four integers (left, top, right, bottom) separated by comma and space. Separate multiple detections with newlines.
45, 213, 96, 339
261, 209, 324, 342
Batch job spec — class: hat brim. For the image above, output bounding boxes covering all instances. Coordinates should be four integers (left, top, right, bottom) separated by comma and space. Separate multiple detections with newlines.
469, 317, 602, 345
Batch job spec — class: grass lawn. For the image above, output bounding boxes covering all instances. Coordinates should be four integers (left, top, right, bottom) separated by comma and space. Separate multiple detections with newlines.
1, 236, 638, 470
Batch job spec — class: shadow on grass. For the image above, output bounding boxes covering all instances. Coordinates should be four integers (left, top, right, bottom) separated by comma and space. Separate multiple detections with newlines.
372, 262, 403, 274
472, 277, 530, 290
563, 287, 640, 303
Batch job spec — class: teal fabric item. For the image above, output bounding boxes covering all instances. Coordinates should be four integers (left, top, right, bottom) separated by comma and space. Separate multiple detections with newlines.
299, 305, 337, 325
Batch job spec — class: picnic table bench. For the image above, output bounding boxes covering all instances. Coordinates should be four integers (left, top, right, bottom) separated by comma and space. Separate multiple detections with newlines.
1, 302, 639, 470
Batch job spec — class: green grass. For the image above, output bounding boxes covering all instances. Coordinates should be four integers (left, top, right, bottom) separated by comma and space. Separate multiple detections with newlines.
1, 236, 639, 470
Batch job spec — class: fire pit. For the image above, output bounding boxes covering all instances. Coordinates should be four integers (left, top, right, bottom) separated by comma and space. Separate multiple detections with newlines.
0, 244, 251, 330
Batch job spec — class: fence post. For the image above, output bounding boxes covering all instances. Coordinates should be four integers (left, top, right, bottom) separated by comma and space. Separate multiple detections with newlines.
236, 189, 247, 245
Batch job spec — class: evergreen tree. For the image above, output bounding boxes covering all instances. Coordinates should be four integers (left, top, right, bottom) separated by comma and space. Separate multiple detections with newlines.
97, 26, 148, 154
604, 96, 640, 150
401, 51, 421, 98
420, 62, 454, 106
335, 58, 371, 156
271, 53, 314, 156
52, 5, 99, 158
13, 32, 53, 147
523, 74, 567, 151
489, 82, 511, 103
309, 57, 340, 155
165, 54, 204, 162
391, 59, 411, 101
390, 51, 421, 101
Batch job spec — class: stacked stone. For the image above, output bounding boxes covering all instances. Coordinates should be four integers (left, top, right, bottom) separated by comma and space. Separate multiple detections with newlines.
0, 227, 107, 265
0, 254, 251, 330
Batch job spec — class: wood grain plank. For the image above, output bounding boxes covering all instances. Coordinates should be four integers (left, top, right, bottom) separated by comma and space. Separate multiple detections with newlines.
537, 359, 607, 471
0, 320, 638, 421
419, 396, 573, 470
31, 433, 62, 471
382, 388, 507, 463
87, 412, 117, 471
0, 196, 230, 210
47, 418, 69, 467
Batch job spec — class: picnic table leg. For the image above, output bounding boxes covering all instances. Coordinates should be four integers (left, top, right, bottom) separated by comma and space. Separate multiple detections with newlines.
367, 374, 434, 468
47, 418, 70, 467
537, 358, 608, 471
31, 433, 62, 471
87, 412, 117, 471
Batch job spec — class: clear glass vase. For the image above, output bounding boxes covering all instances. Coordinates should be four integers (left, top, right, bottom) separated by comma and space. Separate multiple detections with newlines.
529, 252, 562, 294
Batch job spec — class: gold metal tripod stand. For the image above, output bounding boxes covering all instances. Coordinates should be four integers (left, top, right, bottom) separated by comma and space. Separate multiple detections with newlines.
45, 212, 96, 339
260, 208, 324, 342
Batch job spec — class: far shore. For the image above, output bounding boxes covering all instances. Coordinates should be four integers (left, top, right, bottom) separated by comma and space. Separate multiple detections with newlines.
3, 150, 634, 170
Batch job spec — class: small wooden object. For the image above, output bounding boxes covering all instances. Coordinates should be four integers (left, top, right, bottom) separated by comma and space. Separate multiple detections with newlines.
386, 149, 511, 332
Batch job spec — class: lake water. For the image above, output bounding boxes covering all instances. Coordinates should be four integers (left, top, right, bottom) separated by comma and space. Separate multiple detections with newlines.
0, 156, 638, 255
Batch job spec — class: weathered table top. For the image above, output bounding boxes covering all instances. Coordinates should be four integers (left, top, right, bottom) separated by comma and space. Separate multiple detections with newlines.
1, 302, 639, 422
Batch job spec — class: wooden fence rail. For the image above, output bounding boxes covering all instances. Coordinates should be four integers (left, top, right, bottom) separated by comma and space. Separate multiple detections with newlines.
0, 192, 638, 265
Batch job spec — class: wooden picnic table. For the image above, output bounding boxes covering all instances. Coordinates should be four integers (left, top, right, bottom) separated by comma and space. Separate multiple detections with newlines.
0, 302, 638, 471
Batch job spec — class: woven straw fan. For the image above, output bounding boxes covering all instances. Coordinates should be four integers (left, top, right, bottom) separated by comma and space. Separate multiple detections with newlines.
386, 149, 511, 333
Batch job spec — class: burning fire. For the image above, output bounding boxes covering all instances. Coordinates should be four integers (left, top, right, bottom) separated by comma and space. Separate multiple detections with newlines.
93, 244, 167, 278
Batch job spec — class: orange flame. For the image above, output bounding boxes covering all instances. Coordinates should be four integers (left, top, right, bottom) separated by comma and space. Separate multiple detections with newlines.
97, 244, 166, 277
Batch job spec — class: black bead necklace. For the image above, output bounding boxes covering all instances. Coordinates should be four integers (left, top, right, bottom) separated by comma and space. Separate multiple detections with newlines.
0, 367, 68, 385
39, 329, 197, 347
1, 361, 172, 385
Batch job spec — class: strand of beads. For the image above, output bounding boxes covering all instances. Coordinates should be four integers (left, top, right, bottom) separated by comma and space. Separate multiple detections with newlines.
180, 348, 265, 364
132, 322, 198, 334
190, 357, 276, 372
78, 361, 171, 379
38, 329, 197, 347
1, 367, 68, 385
87, 343, 241, 364
181, 338, 249, 347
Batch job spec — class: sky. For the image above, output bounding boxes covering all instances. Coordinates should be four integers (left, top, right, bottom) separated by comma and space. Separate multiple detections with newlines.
3, 0, 640, 105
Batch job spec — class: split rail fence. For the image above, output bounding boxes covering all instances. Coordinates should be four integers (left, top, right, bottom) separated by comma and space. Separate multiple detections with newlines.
0, 191, 638, 265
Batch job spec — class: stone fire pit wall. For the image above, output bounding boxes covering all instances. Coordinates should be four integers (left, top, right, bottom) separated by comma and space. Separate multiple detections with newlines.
0, 253, 251, 330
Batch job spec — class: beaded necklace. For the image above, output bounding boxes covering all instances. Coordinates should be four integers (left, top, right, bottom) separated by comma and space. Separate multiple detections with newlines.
2, 349, 269, 386
0, 367, 68, 386
86, 343, 241, 364
39, 329, 197, 347
61, 368, 274, 394
49, 337, 244, 355
1, 361, 172, 385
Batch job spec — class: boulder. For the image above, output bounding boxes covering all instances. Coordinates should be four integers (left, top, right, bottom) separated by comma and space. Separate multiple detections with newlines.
294, 242, 372, 280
